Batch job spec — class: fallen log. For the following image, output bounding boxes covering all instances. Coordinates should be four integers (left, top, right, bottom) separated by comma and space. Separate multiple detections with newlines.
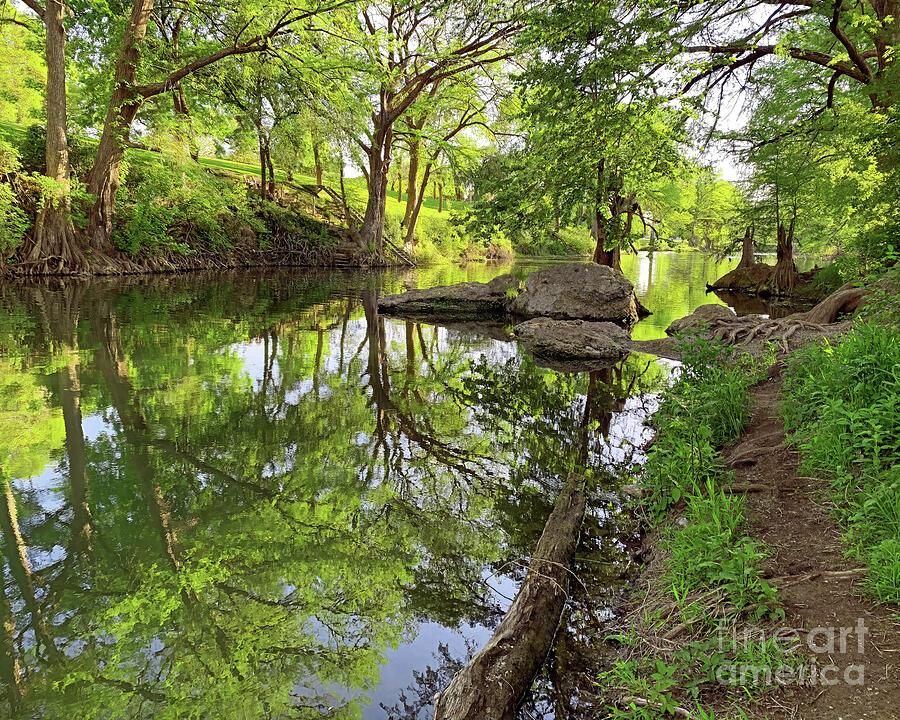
433, 474, 587, 720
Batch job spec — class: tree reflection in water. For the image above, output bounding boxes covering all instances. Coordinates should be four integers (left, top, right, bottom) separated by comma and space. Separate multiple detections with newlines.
0, 271, 667, 719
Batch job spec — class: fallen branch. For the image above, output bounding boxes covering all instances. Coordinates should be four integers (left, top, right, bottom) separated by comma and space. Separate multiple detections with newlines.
618, 695, 694, 718
433, 474, 587, 720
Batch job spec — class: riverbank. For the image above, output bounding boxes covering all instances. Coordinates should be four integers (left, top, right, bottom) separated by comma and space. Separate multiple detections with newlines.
585, 308, 900, 719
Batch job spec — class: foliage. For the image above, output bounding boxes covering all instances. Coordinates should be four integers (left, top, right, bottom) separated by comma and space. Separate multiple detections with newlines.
0, 139, 27, 252
638, 335, 776, 611
782, 321, 900, 605
114, 158, 271, 254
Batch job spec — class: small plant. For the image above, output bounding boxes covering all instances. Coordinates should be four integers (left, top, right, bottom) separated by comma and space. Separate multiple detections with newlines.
782, 320, 900, 605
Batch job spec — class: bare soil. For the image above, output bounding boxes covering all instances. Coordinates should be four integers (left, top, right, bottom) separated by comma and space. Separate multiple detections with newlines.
726, 377, 900, 720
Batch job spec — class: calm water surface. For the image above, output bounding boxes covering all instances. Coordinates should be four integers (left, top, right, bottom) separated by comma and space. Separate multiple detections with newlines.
0, 253, 776, 718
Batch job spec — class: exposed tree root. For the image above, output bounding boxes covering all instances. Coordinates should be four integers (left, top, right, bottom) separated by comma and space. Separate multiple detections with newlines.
789, 282, 868, 324
704, 316, 829, 355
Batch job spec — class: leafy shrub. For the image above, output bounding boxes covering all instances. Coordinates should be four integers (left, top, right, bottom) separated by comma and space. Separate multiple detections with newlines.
0, 140, 27, 253
19, 123, 45, 173
16, 124, 95, 177
116, 158, 266, 254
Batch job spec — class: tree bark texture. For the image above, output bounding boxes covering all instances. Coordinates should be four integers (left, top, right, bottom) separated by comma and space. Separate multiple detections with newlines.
359, 121, 392, 252
20, 0, 88, 274
85, 0, 154, 252
738, 226, 755, 269
773, 221, 797, 294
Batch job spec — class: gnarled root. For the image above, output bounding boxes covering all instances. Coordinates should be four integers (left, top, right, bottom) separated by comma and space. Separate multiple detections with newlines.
790, 282, 868, 324
704, 316, 829, 356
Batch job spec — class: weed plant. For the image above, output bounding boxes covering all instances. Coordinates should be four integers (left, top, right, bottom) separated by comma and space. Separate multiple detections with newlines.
782, 320, 900, 605
599, 335, 782, 716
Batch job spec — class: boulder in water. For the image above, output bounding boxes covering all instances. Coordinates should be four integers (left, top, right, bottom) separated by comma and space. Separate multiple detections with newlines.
514, 317, 630, 369
378, 262, 648, 327
376, 274, 519, 320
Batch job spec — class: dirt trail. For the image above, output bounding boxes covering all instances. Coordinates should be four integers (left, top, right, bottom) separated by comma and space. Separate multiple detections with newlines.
725, 378, 900, 720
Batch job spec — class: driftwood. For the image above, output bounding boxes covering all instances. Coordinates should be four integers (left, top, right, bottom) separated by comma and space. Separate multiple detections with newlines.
433, 474, 587, 720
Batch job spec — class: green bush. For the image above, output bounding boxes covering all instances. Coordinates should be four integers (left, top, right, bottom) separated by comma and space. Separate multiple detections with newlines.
115, 158, 262, 254
782, 321, 900, 605
0, 140, 27, 253
19, 123, 45, 173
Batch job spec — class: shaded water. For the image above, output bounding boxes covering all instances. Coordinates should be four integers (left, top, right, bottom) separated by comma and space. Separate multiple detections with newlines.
0, 253, 773, 719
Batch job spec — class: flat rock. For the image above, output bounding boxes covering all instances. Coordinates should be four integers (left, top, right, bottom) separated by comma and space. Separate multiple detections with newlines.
514, 318, 630, 370
666, 303, 736, 336
510, 263, 646, 325
377, 274, 518, 319
378, 263, 647, 326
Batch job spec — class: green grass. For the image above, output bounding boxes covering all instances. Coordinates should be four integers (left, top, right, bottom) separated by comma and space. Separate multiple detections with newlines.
782, 319, 900, 606
597, 336, 784, 718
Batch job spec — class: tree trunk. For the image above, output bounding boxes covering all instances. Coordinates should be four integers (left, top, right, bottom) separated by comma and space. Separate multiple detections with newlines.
172, 83, 199, 160
737, 226, 755, 269
591, 210, 620, 269
266, 149, 276, 199
397, 168, 402, 203
85, 0, 155, 253
455, 186, 462, 202
358, 122, 392, 253
438, 183, 443, 213
433, 473, 587, 720
773, 221, 797, 294
402, 138, 420, 232
403, 162, 433, 248
21, 0, 88, 274
259, 138, 268, 200
312, 141, 323, 186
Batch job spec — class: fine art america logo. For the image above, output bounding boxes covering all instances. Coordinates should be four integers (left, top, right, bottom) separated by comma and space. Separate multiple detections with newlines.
716, 619, 869, 687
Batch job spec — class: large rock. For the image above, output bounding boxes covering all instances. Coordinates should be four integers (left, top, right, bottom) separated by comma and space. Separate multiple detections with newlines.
666, 303, 736, 336
377, 274, 519, 319
510, 263, 645, 325
514, 318, 630, 370
378, 262, 647, 326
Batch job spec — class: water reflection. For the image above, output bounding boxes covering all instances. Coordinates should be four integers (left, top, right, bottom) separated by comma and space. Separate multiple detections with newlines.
0, 272, 667, 719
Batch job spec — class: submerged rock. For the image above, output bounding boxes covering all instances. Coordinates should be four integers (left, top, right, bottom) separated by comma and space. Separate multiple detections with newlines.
378, 262, 647, 326
376, 274, 519, 319
666, 303, 736, 336
514, 317, 630, 370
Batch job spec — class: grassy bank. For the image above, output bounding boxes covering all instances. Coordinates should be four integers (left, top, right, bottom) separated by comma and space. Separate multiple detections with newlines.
601, 280, 900, 716
599, 339, 787, 719
0, 120, 599, 264
782, 314, 900, 606
0, 120, 525, 265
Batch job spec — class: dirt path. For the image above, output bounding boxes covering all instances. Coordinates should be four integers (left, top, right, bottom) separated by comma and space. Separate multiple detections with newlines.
724, 378, 900, 720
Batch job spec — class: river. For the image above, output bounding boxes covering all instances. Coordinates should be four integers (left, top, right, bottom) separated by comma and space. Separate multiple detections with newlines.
0, 252, 800, 719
